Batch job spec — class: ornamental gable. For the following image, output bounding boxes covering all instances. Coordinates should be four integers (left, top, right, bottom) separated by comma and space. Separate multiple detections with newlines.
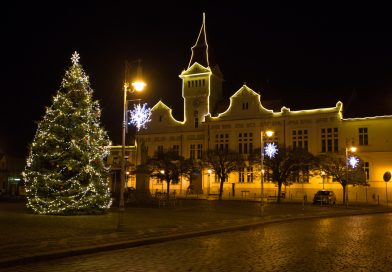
213, 85, 273, 120
145, 101, 183, 132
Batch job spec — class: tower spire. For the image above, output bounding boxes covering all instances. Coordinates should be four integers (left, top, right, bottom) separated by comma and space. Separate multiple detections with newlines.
188, 13, 209, 68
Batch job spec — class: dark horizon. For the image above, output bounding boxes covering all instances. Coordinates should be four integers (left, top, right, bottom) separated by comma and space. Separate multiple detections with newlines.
3, 2, 392, 158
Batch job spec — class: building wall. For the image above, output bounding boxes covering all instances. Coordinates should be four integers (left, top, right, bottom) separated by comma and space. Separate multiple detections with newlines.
106, 145, 137, 193
135, 97, 392, 202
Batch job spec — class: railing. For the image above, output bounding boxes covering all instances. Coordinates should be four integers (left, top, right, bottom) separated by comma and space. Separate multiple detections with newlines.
153, 192, 177, 207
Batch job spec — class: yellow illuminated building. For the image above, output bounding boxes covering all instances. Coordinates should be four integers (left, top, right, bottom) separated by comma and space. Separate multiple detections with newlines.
131, 14, 392, 203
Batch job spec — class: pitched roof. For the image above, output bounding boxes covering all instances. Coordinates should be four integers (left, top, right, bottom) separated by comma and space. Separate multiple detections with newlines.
188, 13, 209, 68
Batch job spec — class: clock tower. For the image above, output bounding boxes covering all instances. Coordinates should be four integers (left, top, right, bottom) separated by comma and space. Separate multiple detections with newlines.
180, 13, 223, 129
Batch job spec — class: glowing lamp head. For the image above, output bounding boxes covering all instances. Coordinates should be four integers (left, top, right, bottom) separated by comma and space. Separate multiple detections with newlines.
207, 169, 212, 174
265, 130, 274, 137
321, 171, 326, 176
349, 146, 357, 153
160, 170, 165, 175
131, 81, 146, 92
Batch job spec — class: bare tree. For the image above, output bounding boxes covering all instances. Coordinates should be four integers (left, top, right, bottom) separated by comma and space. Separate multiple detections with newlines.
203, 149, 244, 200
263, 147, 316, 203
147, 150, 182, 200
317, 153, 367, 205
180, 158, 202, 195
146, 149, 199, 200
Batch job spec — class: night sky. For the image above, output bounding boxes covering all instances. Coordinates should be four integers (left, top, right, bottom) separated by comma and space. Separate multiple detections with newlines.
3, 2, 392, 158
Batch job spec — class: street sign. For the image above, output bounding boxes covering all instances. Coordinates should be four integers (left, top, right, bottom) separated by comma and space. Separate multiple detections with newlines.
384, 171, 391, 182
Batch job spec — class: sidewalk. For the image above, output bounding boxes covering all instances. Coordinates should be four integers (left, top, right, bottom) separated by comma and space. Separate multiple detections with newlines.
0, 199, 390, 268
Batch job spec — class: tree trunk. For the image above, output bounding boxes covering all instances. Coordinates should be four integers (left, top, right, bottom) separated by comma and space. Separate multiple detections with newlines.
219, 177, 224, 200
342, 184, 346, 205
166, 181, 171, 201
277, 182, 282, 203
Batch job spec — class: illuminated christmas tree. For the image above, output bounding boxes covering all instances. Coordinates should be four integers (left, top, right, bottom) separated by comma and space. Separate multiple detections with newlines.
23, 52, 112, 215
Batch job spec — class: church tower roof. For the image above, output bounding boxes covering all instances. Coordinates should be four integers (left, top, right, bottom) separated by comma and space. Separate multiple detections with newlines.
188, 13, 209, 68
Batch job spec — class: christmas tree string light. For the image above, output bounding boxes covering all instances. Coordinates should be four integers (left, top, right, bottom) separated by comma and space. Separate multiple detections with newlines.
23, 51, 112, 215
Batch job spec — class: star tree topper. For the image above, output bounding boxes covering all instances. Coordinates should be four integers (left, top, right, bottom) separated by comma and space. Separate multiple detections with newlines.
71, 51, 80, 65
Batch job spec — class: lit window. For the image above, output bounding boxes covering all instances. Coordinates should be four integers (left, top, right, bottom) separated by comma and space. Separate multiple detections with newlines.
321, 127, 338, 153
292, 129, 308, 151
363, 162, 370, 180
239, 168, 245, 183
172, 145, 180, 156
197, 144, 203, 159
215, 133, 229, 151
190, 144, 196, 159
359, 127, 368, 146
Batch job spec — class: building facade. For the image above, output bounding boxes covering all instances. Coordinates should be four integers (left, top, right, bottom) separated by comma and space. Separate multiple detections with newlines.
132, 14, 392, 203
106, 145, 137, 194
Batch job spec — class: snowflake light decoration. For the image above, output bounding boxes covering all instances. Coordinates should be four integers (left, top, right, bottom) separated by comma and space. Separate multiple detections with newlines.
348, 156, 359, 168
71, 51, 80, 65
264, 142, 278, 159
128, 103, 151, 131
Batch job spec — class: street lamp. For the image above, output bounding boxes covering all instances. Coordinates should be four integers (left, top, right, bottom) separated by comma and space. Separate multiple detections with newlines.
117, 62, 146, 231
260, 130, 274, 216
345, 146, 357, 207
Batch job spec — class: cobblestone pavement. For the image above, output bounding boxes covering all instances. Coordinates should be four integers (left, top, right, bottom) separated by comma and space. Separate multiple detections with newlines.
0, 200, 391, 269
5, 213, 392, 272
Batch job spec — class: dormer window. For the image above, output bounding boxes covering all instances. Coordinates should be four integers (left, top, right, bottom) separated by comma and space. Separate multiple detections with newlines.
159, 115, 163, 122
242, 102, 249, 110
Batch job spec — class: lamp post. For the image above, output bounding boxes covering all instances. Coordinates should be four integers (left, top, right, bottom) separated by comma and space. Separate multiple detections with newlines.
117, 63, 146, 231
160, 170, 165, 193
321, 171, 326, 190
207, 169, 212, 196
383, 171, 391, 207
345, 146, 357, 207
260, 130, 274, 216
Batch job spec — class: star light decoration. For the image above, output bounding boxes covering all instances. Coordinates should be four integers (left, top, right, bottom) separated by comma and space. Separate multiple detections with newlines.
71, 51, 80, 65
348, 156, 359, 168
264, 142, 278, 159
128, 103, 151, 131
